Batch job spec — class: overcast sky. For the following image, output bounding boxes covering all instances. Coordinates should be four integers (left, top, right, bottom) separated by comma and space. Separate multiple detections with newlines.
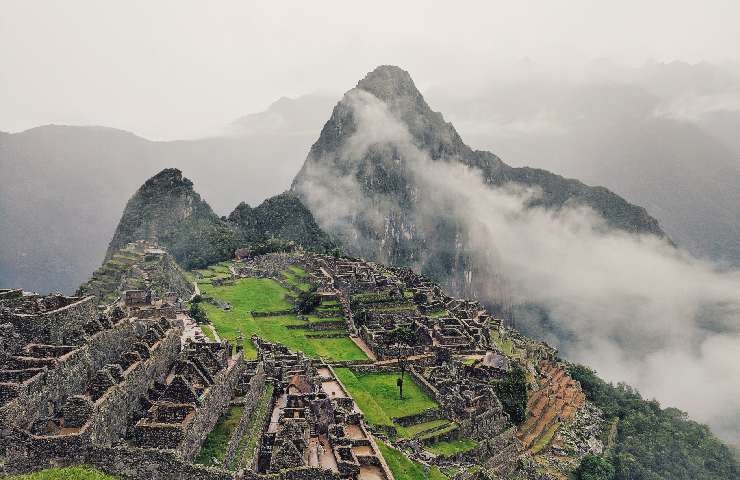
2, 1, 740, 139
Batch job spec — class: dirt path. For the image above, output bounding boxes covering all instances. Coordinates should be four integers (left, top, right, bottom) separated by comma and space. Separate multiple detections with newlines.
350, 335, 378, 361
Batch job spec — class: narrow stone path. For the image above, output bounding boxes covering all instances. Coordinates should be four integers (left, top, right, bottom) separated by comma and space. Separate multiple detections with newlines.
350, 335, 377, 361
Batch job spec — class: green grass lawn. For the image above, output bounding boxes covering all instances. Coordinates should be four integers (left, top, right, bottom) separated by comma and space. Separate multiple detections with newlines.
192, 262, 233, 285
377, 441, 429, 480
425, 439, 478, 456
306, 315, 345, 324
195, 405, 244, 466
6, 467, 117, 479
232, 383, 274, 470
282, 268, 312, 292
201, 324, 216, 341
333, 369, 439, 433
199, 277, 366, 361
400, 419, 452, 438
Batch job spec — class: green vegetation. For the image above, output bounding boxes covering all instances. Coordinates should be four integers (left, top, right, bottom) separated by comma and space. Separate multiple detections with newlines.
201, 324, 216, 341
227, 192, 335, 252
333, 368, 438, 435
377, 441, 429, 480
232, 383, 274, 470
429, 467, 449, 480
569, 365, 740, 480
199, 277, 365, 361
282, 267, 312, 292
6, 466, 117, 479
575, 454, 615, 480
195, 405, 244, 466
492, 363, 527, 424
425, 439, 478, 456
490, 329, 514, 356
189, 301, 208, 324
531, 421, 560, 455
400, 419, 451, 437
417, 423, 457, 441
296, 286, 321, 314
192, 262, 232, 284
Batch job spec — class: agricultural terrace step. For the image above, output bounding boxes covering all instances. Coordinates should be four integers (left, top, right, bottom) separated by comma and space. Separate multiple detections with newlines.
411, 420, 454, 439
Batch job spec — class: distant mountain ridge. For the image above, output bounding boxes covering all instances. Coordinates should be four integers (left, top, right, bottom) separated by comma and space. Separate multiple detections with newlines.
0, 121, 312, 294
6, 62, 740, 297
293, 65, 667, 302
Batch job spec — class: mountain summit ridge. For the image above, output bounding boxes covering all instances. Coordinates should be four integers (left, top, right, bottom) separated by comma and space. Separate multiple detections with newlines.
293, 65, 667, 302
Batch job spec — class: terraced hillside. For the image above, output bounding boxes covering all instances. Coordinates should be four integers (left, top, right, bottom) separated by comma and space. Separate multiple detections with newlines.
191, 259, 367, 362
192, 252, 604, 479
517, 362, 586, 452
77, 241, 192, 303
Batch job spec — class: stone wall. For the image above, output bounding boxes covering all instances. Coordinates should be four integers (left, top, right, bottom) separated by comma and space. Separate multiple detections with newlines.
85, 323, 182, 445
457, 408, 509, 441
222, 364, 266, 468
4, 295, 96, 345
0, 316, 152, 443
392, 407, 445, 427
4, 441, 347, 480
181, 353, 248, 461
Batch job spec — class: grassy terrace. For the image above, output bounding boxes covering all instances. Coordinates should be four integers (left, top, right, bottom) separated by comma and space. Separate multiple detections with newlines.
377, 442, 448, 480
333, 368, 439, 437
194, 405, 244, 466
198, 276, 365, 361
6, 467, 118, 479
281, 265, 312, 292
426, 439, 478, 456
490, 329, 514, 356
190, 262, 233, 283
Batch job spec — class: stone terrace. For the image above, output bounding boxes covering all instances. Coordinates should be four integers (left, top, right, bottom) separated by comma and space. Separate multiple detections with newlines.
254, 338, 393, 480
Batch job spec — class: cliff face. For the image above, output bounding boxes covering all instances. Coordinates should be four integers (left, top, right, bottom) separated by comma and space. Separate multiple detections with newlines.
292, 65, 667, 302
106, 168, 241, 269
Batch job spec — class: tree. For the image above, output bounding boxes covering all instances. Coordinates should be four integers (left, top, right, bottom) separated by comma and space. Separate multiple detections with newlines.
492, 363, 528, 424
383, 326, 416, 399
189, 302, 208, 324
297, 287, 320, 314
575, 454, 615, 480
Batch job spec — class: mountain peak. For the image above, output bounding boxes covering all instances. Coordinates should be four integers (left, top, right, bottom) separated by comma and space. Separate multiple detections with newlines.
356, 65, 420, 102
143, 168, 191, 189
105, 168, 235, 265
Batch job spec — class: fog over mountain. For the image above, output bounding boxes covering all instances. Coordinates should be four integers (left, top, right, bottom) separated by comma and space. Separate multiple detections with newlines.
2, 1, 740, 453
291, 66, 740, 444
430, 61, 740, 267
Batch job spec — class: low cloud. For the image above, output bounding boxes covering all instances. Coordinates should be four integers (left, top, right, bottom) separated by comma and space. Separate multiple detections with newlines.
298, 89, 740, 444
